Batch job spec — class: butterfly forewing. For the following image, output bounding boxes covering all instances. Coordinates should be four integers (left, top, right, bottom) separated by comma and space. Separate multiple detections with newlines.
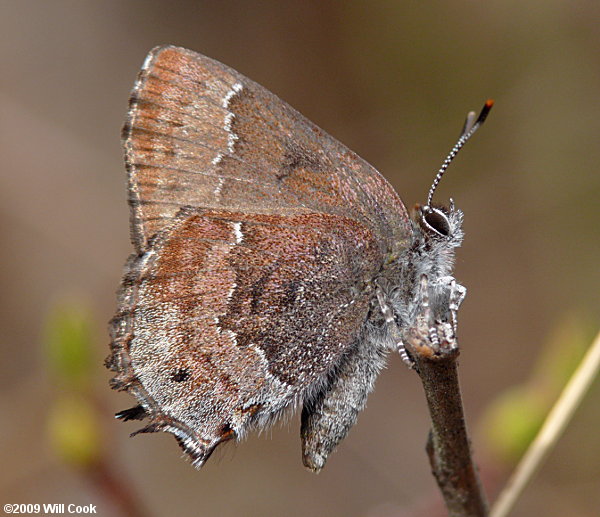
123, 46, 409, 253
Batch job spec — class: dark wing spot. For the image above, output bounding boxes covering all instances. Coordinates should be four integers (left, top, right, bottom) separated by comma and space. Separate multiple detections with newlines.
249, 262, 282, 313
277, 142, 324, 180
281, 280, 301, 308
219, 423, 235, 441
171, 368, 190, 382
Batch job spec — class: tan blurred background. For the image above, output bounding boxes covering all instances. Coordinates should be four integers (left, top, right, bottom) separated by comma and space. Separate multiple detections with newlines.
1, 1, 599, 516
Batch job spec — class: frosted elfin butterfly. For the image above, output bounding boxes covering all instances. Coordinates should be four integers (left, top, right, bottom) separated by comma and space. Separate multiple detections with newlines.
106, 45, 492, 471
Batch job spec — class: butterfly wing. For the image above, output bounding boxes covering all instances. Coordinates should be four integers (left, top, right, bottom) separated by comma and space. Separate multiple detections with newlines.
110, 46, 411, 467
108, 208, 383, 467
122, 45, 410, 254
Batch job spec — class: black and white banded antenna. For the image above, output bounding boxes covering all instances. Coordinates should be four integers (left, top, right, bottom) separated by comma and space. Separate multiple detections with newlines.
426, 99, 494, 209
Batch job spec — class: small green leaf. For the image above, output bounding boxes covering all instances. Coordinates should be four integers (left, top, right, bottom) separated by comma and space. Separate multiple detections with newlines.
43, 297, 94, 390
480, 312, 594, 465
481, 387, 546, 463
47, 394, 101, 467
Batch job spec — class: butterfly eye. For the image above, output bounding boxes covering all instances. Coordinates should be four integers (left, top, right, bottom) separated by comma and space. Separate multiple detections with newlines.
422, 207, 451, 237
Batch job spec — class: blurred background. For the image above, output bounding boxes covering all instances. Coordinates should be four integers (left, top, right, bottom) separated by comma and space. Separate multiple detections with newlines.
1, 1, 599, 516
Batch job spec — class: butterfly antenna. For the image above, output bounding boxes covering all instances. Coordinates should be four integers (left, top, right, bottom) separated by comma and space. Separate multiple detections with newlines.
426, 99, 494, 208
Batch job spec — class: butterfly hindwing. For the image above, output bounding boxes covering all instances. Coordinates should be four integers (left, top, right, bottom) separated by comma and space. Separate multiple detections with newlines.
108, 207, 383, 466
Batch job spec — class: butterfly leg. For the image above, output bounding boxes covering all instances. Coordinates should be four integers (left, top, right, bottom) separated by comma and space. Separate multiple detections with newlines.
435, 275, 466, 336
301, 334, 388, 472
376, 287, 416, 369
398, 343, 414, 368
449, 280, 466, 335
404, 275, 459, 357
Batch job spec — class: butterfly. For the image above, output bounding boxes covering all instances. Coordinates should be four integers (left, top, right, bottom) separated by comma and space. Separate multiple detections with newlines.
106, 45, 492, 471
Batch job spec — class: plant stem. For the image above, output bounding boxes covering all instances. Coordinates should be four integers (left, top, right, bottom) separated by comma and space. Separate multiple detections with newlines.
401, 298, 489, 517
413, 348, 489, 517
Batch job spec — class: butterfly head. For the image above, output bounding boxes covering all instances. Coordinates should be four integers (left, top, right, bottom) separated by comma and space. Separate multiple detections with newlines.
415, 200, 464, 248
